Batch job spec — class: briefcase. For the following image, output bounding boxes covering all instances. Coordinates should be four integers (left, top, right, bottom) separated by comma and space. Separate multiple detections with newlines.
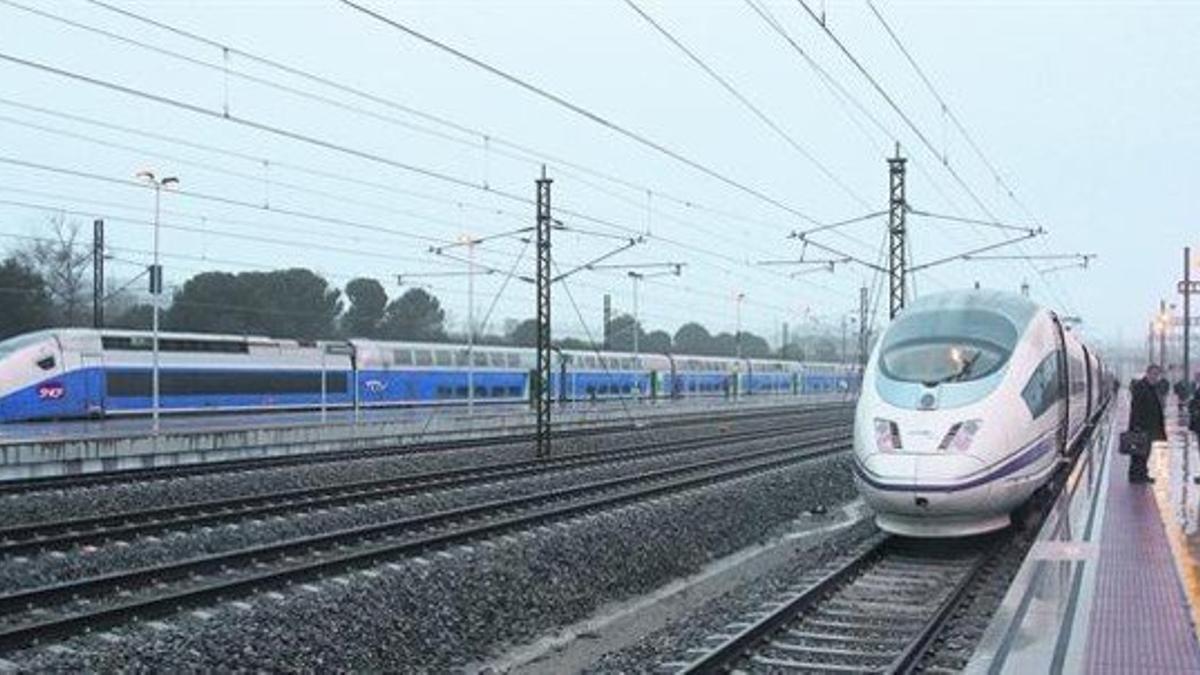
1119, 431, 1150, 457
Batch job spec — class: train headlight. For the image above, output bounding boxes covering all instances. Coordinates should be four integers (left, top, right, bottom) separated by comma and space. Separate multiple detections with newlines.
938, 419, 982, 452
874, 418, 902, 452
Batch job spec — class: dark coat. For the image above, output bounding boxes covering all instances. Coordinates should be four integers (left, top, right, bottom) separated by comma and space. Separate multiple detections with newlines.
1129, 378, 1167, 441
1188, 395, 1200, 434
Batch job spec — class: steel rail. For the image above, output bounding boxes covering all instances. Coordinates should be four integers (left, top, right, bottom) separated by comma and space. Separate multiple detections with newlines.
0, 414, 849, 557
677, 539, 989, 674
0, 434, 850, 652
0, 402, 848, 495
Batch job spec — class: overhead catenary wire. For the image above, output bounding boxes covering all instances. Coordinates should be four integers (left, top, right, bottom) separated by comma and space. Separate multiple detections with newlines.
79, 0, 830, 250
622, 0, 872, 210
0, 56, 854, 305
0, 2, 913, 330
862, 0, 1078, 313
0, 0, 881, 310
0, 196, 800, 331
338, 0, 826, 227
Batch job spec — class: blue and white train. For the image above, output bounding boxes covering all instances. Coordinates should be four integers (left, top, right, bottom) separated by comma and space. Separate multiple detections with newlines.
0, 328, 861, 422
853, 290, 1113, 538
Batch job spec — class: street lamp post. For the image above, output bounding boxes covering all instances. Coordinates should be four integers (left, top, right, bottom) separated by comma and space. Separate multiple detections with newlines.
136, 171, 178, 439
735, 292, 745, 360
464, 235, 476, 416
628, 272, 642, 360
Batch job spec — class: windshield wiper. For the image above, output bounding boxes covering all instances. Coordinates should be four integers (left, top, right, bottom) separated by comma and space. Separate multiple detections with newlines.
925, 350, 981, 387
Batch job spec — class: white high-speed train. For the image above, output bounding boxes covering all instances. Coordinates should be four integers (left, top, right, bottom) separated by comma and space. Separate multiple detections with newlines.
853, 289, 1112, 537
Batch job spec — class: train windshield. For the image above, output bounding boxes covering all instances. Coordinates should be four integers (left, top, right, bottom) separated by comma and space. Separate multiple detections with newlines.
879, 309, 1018, 385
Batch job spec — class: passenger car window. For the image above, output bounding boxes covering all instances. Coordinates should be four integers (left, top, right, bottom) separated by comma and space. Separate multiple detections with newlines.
1022, 353, 1062, 419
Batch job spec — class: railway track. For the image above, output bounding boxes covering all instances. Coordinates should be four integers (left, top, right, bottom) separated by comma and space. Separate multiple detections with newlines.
0, 429, 852, 653
668, 535, 995, 674
0, 402, 850, 496
0, 411, 850, 557
668, 401, 1116, 675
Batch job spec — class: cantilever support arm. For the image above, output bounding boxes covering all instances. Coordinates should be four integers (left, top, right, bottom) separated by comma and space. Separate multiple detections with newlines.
790, 232, 888, 274
908, 230, 1042, 273
550, 237, 643, 283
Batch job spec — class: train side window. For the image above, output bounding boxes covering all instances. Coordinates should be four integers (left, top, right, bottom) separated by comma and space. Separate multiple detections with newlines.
433, 351, 452, 367
36, 355, 55, 370
414, 350, 433, 366
1022, 354, 1062, 419
506, 353, 521, 368
489, 353, 507, 368
473, 352, 489, 367
394, 350, 414, 366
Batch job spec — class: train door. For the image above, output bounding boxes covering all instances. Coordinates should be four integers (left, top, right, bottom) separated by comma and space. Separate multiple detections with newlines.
1050, 313, 1071, 457
80, 352, 105, 418
1081, 344, 1094, 422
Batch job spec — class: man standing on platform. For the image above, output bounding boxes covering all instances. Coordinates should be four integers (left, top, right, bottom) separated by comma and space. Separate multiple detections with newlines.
1128, 364, 1167, 484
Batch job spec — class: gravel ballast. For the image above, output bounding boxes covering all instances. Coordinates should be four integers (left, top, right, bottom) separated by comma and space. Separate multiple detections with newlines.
9, 453, 857, 671
0, 411, 842, 527
0, 429, 837, 593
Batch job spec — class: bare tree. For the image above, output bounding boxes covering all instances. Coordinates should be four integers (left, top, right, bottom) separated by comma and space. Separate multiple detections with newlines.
17, 214, 93, 326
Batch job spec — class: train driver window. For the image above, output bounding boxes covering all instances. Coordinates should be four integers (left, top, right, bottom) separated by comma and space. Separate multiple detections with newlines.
36, 355, 55, 370
879, 309, 1017, 385
1021, 354, 1062, 419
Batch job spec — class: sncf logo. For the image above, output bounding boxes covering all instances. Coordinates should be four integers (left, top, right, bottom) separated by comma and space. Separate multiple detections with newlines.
38, 383, 65, 400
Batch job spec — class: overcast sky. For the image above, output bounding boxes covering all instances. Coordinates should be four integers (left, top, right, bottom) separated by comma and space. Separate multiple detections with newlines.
1, 0, 1196, 349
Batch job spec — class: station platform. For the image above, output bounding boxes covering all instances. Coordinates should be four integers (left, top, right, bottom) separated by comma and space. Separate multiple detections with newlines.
968, 393, 1200, 673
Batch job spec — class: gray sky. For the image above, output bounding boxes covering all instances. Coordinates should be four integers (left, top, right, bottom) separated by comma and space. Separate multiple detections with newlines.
1, 0, 1196, 348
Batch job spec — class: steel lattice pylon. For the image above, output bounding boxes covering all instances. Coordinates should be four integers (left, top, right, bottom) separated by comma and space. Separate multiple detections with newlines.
535, 172, 553, 458
887, 149, 907, 319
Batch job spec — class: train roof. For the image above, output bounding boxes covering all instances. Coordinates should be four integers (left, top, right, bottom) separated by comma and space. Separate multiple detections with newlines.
899, 289, 1041, 330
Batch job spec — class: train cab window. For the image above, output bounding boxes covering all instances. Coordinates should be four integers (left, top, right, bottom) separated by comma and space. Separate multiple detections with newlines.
879, 309, 1018, 385
36, 355, 55, 370
434, 351, 453, 367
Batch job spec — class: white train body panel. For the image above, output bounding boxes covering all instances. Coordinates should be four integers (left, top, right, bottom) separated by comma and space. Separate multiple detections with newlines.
853, 290, 1104, 537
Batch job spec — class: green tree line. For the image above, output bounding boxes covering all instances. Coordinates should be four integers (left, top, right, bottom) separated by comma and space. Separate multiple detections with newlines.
0, 220, 844, 359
